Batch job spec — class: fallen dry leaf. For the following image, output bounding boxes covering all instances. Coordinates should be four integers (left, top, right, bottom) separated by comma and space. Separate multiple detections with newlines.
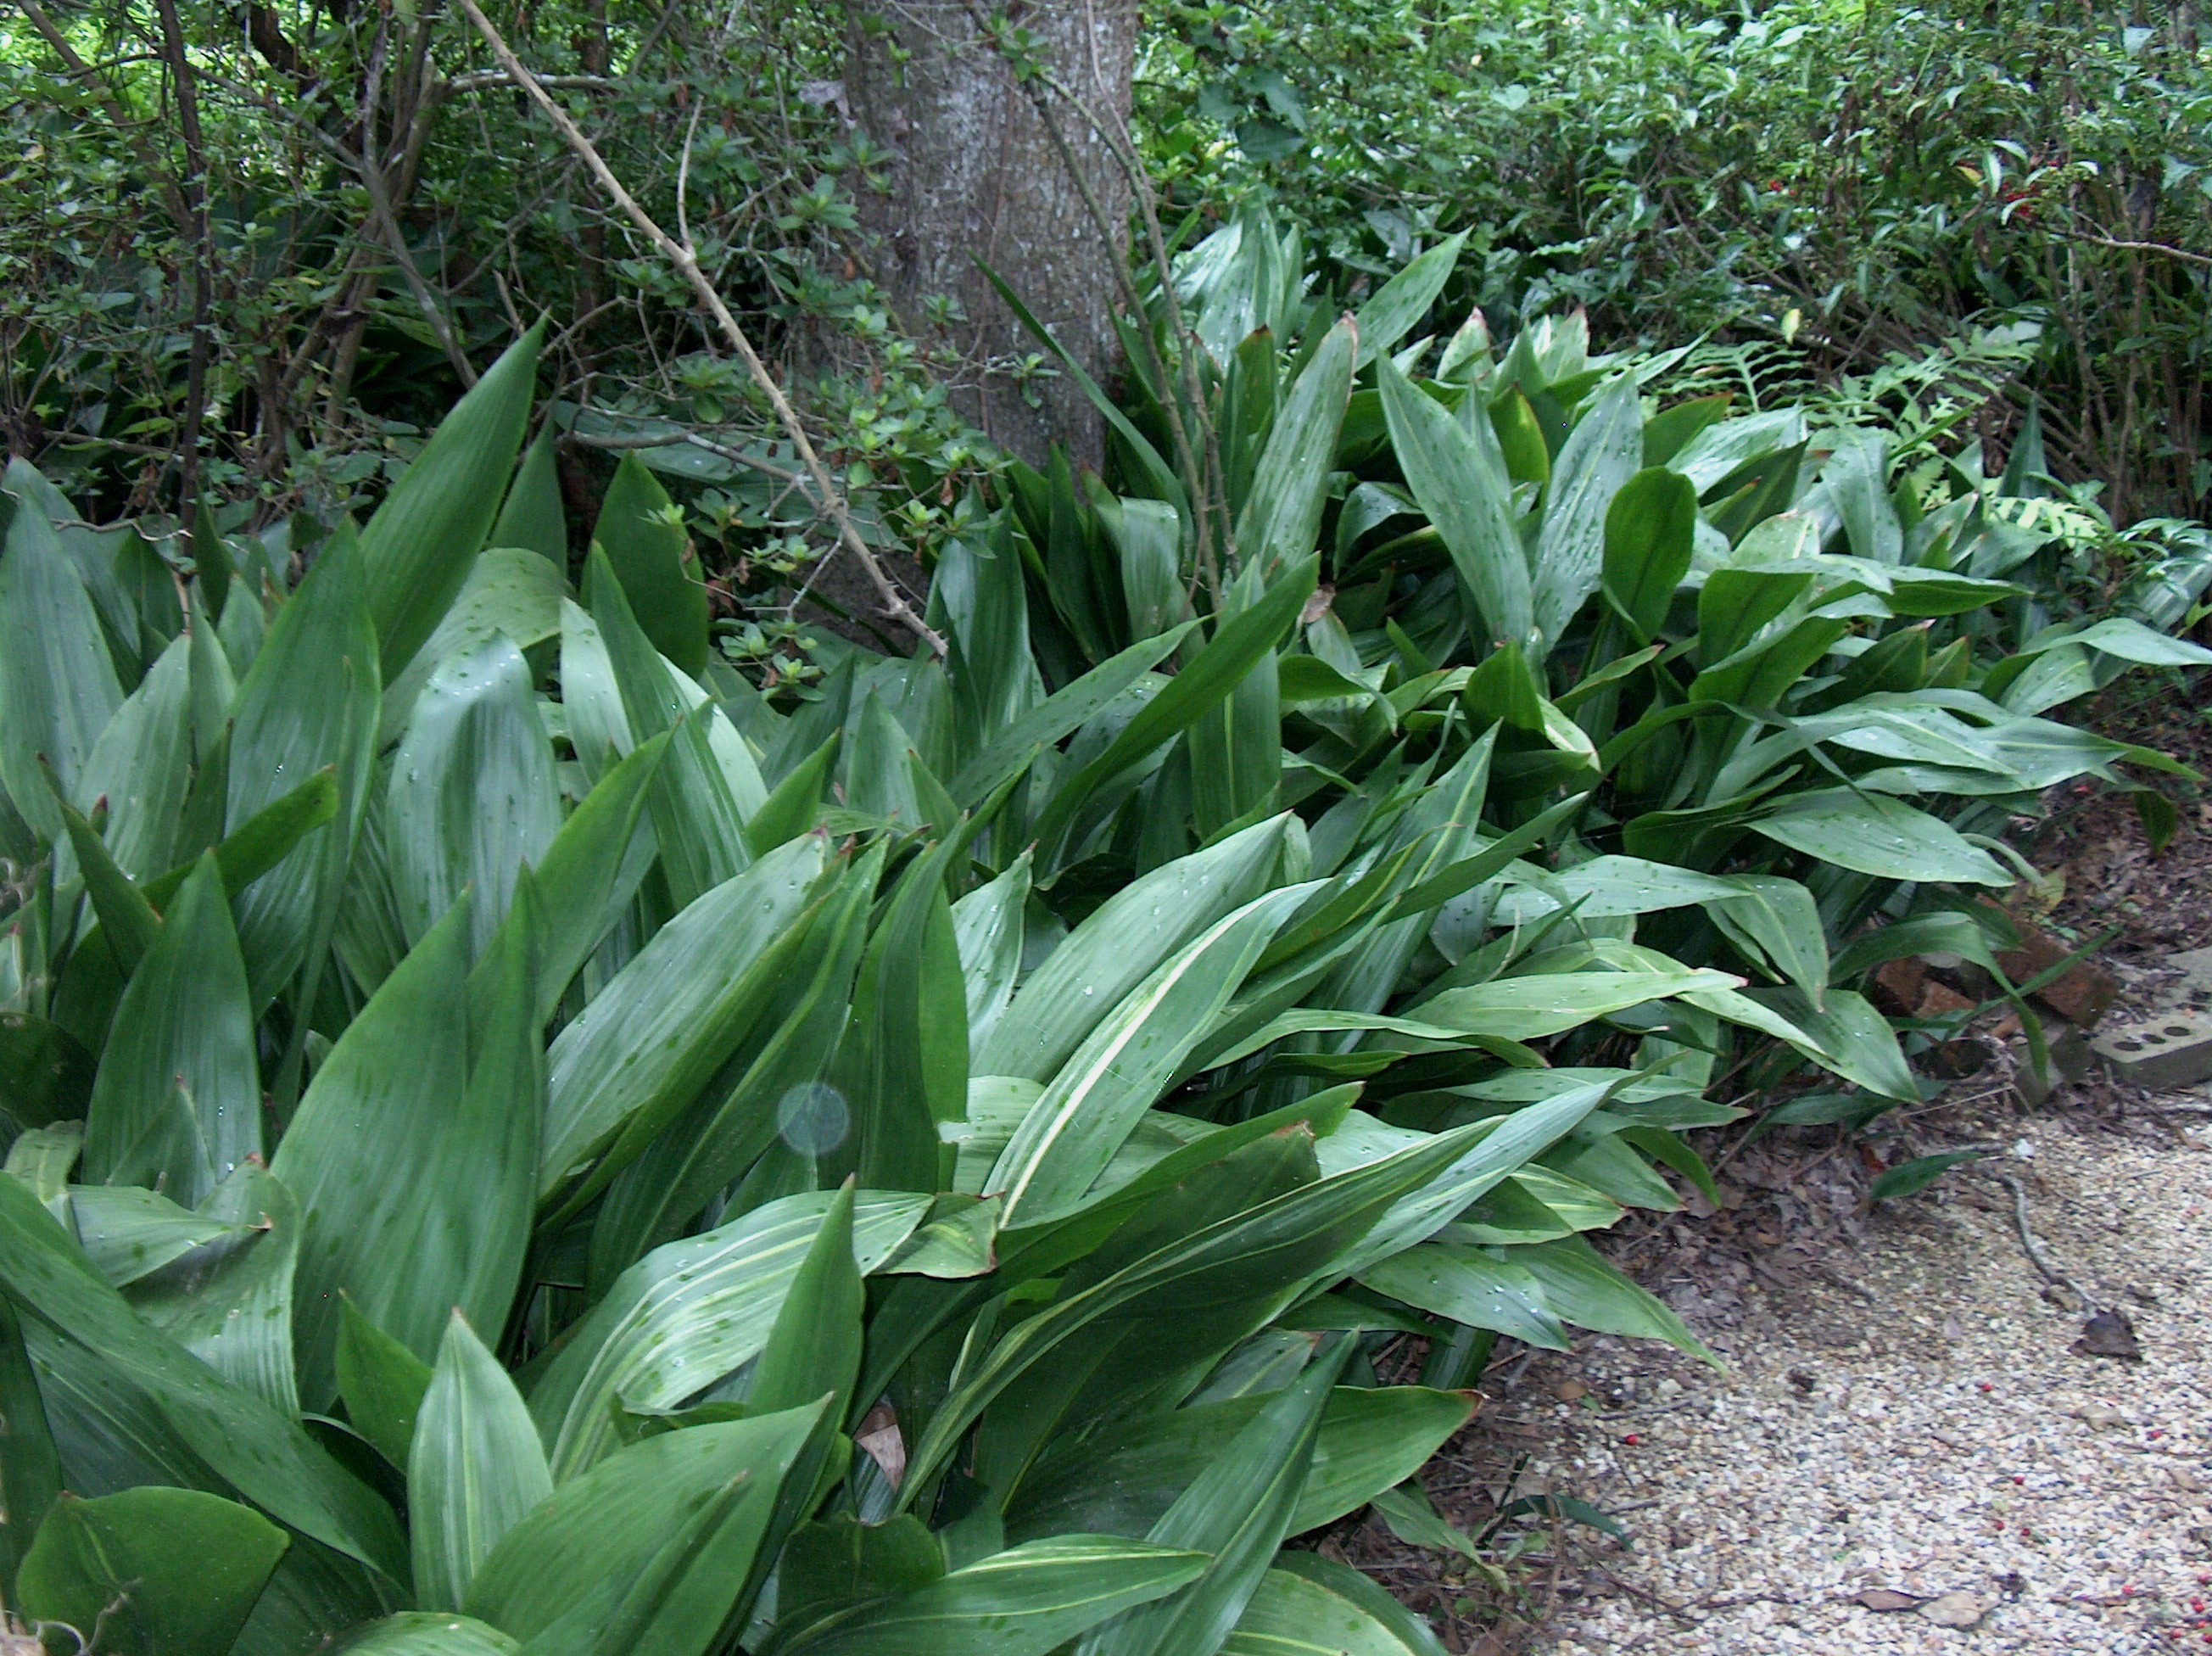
2070, 1307, 2144, 1362
1856, 1588, 1925, 1613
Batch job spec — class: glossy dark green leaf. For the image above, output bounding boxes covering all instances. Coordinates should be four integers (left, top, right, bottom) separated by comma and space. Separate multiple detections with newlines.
1222, 1563, 1446, 1656
77, 636, 193, 879
1376, 356, 1531, 649
18, 1486, 289, 1656
1532, 377, 1642, 646
532, 1189, 929, 1478
1031, 562, 1315, 859
129, 1161, 302, 1415
1513, 1236, 1715, 1363
360, 324, 543, 679
328, 1612, 520, 1653
539, 837, 826, 1211
1075, 1337, 1350, 1656
273, 883, 539, 1406
0, 1014, 96, 1128
744, 730, 838, 857
1235, 319, 1355, 579
493, 426, 569, 567
0, 1295, 59, 1601
83, 853, 260, 1206
411, 1312, 553, 1611
1356, 1244, 1569, 1351
520, 731, 665, 1027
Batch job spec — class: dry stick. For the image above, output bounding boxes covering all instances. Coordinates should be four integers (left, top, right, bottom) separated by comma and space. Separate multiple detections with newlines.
1997, 1169, 2096, 1308
455, 0, 944, 657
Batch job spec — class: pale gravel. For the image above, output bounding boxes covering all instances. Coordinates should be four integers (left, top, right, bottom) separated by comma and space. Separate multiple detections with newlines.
1520, 1112, 2212, 1656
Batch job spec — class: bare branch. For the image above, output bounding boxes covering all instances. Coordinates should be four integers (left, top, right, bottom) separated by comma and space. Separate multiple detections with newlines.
454, 0, 947, 657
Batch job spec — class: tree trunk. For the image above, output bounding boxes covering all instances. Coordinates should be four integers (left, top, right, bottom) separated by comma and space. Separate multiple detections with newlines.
846, 0, 1137, 471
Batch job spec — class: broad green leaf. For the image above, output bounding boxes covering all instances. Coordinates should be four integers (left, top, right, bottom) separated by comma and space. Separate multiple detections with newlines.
594, 454, 712, 676
1351, 233, 1466, 368
991, 886, 1307, 1228
0, 489, 124, 839
465, 1404, 829, 1652
326, 1613, 520, 1654
0, 1014, 97, 1128
493, 427, 569, 565
1533, 377, 1642, 646
77, 637, 193, 879
129, 1161, 304, 1415
6, 1122, 81, 1217
1235, 319, 1355, 578
1077, 1337, 1350, 1656
18, 1486, 289, 1656
226, 528, 379, 1004
273, 885, 540, 1406
411, 1312, 553, 1611
585, 848, 875, 1288
54, 780, 160, 969
520, 732, 664, 1026
949, 624, 1196, 807
1742, 986, 1917, 1101
379, 547, 565, 744
771, 1514, 945, 1650
533, 1189, 930, 1478
1869, 1150, 1988, 1201
779, 1536, 1209, 1656
1223, 1564, 1446, 1656
1750, 789, 2011, 885
360, 324, 543, 678
981, 814, 1291, 1082
1708, 875, 1828, 1006
1008, 1385, 1475, 1543
388, 633, 561, 952
82, 853, 260, 1207
337, 1299, 433, 1469
1600, 467, 1698, 641
903, 1118, 1494, 1501
1031, 562, 1315, 858
952, 853, 1030, 1058
539, 837, 825, 1206
1514, 1235, 1714, 1362
66, 1184, 233, 1288
746, 1179, 863, 1419
1190, 560, 1288, 836
0, 1296, 60, 1600
743, 730, 837, 857
1409, 967, 1740, 1040
0, 1172, 407, 1579
1358, 1244, 1570, 1350
1377, 355, 1532, 649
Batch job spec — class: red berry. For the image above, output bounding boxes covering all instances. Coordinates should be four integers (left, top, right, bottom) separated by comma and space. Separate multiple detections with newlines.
1623, 1434, 1641, 1446
1979, 1382, 1994, 1392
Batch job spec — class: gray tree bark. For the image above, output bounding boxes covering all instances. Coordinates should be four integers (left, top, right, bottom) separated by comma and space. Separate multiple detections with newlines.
846, 0, 1137, 471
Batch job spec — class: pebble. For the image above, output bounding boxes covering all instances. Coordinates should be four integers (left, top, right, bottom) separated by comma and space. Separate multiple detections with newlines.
1531, 1114, 2211, 1655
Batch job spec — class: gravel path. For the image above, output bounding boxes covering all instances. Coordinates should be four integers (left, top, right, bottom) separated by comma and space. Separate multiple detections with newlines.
1513, 1107, 2212, 1654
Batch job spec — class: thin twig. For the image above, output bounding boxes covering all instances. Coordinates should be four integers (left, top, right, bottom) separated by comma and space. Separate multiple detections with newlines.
455, 0, 945, 656
1997, 1170, 2095, 1307
2050, 227, 2212, 271
150, 0, 215, 510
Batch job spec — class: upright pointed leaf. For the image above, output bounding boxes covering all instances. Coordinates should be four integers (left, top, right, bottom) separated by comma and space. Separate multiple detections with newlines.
388, 633, 561, 951
77, 637, 193, 879
0, 1296, 59, 1602
1234, 319, 1355, 579
83, 853, 260, 1207
746, 1179, 863, 1418
411, 1312, 553, 1612
130, 1161, 304, 1415
1532, 377, 1642, 646
1377, 357, 1532, 650
337, 1299, 433, 1469
0, 488, 123, 839
493, 426, 569, 566
592, 453, 711, 677
226, 529, 380, 1004
360, 324, 544, 678
1600, 467, 1699, 642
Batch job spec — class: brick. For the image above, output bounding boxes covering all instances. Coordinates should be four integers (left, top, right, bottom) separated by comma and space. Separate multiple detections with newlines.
1871, 956, 1928, 1016
1914, 982, 1978, 1019
1991, 917, 2117, 1029
2092, 1012, 2212, 1091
